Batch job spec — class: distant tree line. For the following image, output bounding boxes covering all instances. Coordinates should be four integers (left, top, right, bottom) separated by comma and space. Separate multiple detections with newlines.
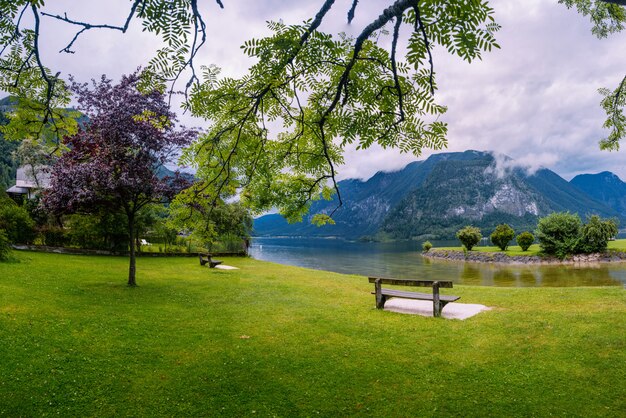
0, 110, 19, 191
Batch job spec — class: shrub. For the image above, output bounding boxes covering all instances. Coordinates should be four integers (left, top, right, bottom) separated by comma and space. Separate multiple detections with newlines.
456, 226, 482, 251
535, 212, 582, 259
0, 202, 36, 244
516, 231, 535, 251
64, 212, 127, 252
490, 224, 515, 251
577, 215, 618, 253
0, 229, 11, 261
212, 233, 246, 253
422, 241, 433, 252
38, 225, 68, 247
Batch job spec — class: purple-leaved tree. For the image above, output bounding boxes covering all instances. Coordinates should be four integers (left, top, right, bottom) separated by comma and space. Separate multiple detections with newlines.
43, 72, 197, 286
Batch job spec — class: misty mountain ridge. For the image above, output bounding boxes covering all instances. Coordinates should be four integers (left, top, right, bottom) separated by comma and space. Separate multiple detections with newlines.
253, 150, 625, 240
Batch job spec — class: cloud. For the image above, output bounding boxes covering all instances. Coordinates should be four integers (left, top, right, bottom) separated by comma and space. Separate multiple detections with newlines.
486, 151, 560, 179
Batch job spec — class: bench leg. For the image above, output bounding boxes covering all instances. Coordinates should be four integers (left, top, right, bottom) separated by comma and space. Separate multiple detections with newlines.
375, 279, 386, 309
433, 282, 441, 317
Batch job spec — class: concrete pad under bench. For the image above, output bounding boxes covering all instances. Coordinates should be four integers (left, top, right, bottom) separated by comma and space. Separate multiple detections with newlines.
215, 265, 239, 270
383, 299, 492, 320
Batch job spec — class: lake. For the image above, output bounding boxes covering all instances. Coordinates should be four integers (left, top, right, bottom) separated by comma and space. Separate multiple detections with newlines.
249, 237, 626, 287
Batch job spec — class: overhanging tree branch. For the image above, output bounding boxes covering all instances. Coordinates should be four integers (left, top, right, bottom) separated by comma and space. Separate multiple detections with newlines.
413, 2, 435, 95
2, 0, 500, 226
41, 0, 142, 53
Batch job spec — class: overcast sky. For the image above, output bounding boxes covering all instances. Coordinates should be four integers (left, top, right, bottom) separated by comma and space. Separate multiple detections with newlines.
31, 0, 626, 181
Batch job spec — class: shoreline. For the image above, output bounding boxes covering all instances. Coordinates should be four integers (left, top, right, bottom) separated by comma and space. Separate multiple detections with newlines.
11, 244, 247, 257
423, 249, 626, 265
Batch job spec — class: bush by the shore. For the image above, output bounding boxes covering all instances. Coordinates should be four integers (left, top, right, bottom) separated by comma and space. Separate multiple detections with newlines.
536, 212, 618, 259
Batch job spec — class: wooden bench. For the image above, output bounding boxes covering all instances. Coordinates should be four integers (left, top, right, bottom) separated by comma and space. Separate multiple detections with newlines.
199, 253, 223, 268
368, 277, 460, 317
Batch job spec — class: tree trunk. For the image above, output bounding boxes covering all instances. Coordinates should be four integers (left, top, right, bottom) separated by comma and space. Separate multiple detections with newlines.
127, 213, 137, 287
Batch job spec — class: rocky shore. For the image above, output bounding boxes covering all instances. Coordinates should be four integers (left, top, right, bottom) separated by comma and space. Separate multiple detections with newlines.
423, 249, 626, 265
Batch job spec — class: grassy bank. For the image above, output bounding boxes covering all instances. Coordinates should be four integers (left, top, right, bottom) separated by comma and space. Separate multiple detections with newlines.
436, 238, 626, 256
435, 243, 543, 256
608, 239, 626, 251
1, 252, 625, 416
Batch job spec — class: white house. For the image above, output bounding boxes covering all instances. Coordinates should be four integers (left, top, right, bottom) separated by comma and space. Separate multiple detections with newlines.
6, 165, 50, 199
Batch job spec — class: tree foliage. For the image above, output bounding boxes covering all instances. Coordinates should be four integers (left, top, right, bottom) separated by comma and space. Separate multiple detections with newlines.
182, 1, 500, 221
1, 0, 500, 223
490, 223, 515, 251
169, 199, 252, 252
0, 138, 18, 190
559, 0, 625, 38
64, 211, 129, 253
536, 212, 618, 258
0, 0, 79, 145
535, 212, 582, 259
456, 225, 482, 251
0, 195, 35, 244
42, 72, 197, 286
578, 214, 618, 253
598, 76, 626, 150
516, 231, 535, 251
0, 228, 11, 261
0, 0, 224, 145
559, 0, 626, 149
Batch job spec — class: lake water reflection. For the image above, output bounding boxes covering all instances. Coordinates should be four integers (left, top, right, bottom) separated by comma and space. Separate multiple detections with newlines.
249, 237, 626, 287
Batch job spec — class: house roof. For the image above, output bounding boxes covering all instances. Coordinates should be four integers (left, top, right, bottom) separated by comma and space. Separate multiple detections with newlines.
5, 165, 51, 196
6, 185, 29, 194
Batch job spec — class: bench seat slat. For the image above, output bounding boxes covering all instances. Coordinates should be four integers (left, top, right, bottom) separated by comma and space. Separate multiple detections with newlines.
380, 288, 460, 302
368, 277, 454, 288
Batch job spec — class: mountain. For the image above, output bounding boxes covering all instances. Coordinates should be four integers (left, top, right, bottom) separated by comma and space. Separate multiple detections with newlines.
0, 96, 18, 113
252, 151, 486, 238
381, 154, 621, 239
155, 164, 195, 183
253, 150, 624, 240
570, 172, 626, 216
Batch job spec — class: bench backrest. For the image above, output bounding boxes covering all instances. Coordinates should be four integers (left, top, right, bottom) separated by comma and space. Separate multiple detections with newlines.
368, 277, 454, 288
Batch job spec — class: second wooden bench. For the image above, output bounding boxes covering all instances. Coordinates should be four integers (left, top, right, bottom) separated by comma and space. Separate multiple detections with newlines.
199, 253, 223, 268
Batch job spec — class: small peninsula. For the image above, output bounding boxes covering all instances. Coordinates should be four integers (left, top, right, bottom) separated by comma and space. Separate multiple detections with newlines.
423, 245, 626, 265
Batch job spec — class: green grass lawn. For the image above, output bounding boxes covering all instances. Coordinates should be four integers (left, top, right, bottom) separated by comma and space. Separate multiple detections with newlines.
608, 239, 626, 251
435, 243, 543, 256
1, 251, 625, 417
